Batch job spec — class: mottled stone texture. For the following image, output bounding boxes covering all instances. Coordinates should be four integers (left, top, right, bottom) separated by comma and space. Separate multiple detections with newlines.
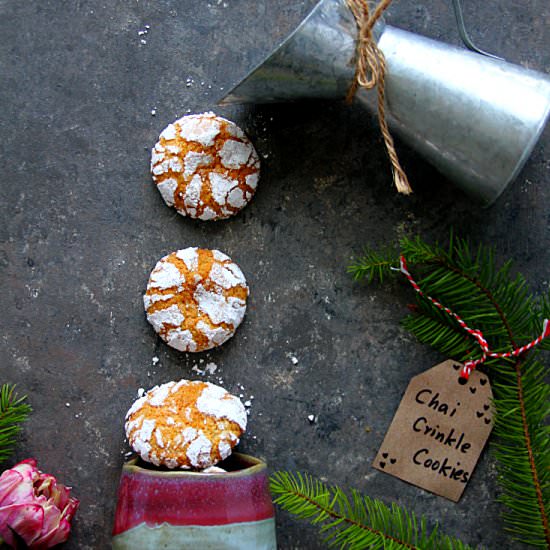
0, 1, 548, 548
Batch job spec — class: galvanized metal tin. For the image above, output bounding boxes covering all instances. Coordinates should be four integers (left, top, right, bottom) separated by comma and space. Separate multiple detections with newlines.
221, 0, 550, 205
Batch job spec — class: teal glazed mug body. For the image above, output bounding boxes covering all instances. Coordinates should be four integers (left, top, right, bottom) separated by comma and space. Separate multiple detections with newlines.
112, 453, 277, 549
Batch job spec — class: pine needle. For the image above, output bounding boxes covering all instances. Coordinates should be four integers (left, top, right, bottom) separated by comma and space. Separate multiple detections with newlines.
350, 235, 550, 548
0, 384, 31, 464
270, 471, 479, 549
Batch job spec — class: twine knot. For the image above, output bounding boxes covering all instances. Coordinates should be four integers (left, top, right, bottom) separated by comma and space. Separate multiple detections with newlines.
346, 0, 413, 195
398, 255, 550, 380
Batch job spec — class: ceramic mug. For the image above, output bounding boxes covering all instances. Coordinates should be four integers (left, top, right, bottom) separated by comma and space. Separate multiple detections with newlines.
112, 453, 277, 549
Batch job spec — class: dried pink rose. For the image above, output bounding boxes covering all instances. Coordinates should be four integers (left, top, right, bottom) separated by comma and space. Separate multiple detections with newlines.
0, 459, 79, 549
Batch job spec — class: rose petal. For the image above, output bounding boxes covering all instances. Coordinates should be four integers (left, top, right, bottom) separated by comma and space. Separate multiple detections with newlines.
0, 460, 78, 549
13, 459, 40, 483
61, 496, 79, 523
32, 516, 71, 549
0, 502, 44, 546
0, 470, 28, 506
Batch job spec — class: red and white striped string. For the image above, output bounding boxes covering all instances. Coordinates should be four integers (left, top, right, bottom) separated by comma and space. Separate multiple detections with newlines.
396, 255, 550, 380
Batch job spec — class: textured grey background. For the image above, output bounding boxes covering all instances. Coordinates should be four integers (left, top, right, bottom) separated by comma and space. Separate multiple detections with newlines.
0, 0, 549, 548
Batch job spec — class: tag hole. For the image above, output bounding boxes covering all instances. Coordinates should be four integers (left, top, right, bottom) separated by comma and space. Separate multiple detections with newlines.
458, 377, 467, 385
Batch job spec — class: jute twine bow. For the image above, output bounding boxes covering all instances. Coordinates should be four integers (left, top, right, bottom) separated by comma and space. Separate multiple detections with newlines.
346, 0, 413, 195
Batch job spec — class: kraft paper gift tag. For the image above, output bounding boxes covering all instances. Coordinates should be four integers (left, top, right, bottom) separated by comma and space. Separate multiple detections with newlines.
373, 360, 494, 502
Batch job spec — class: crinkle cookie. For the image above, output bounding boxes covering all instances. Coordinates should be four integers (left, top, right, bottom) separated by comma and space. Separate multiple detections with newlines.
151, 112, 260, 220
125, 380, 247, 469
143, 247, 248, 352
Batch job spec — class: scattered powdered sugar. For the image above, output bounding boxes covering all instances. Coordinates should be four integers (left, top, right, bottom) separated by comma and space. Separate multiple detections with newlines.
196, 383, 247, 430
205, 362, 218, 375
155, 429, 165, 448
193, 361, 218, 376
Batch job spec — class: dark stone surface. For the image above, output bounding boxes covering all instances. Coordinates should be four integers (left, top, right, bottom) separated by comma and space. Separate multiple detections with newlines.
0, 1, 548, 548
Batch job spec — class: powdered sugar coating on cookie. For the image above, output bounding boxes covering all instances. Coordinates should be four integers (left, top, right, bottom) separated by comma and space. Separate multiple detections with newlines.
151, 112, 260, 220
144, 248, 248, 352
125, 380, 247, 469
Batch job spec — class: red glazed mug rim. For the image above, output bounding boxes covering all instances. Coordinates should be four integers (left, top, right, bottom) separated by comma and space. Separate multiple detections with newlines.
122, 452, 267, 479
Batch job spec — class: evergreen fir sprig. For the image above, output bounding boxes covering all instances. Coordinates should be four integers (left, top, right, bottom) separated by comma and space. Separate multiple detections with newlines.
0, 384, 31, 464
270, 471, 478, 550
350, 235, 550, 548
347, 246, 400, 283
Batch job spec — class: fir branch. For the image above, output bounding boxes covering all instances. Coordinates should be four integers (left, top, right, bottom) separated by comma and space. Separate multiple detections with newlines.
270, 471, 478, 549
0, 384, 31, 464
350, 235, 550, 548
347, 247, 400, 283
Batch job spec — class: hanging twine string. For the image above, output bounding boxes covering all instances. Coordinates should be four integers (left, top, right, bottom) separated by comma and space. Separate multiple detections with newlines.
396, 256, 550, 380
346, 0, 413, 195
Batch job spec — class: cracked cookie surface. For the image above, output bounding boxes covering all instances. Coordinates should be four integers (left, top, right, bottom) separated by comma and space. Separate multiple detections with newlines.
144, 247, 248, 352
125, 380, 246, 469
151, 112, 260, 220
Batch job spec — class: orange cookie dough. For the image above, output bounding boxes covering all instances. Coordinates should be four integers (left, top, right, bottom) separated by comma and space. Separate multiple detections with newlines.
143, 247, 248, 352
151, 112, 260, 220
125, 380, 247, 469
